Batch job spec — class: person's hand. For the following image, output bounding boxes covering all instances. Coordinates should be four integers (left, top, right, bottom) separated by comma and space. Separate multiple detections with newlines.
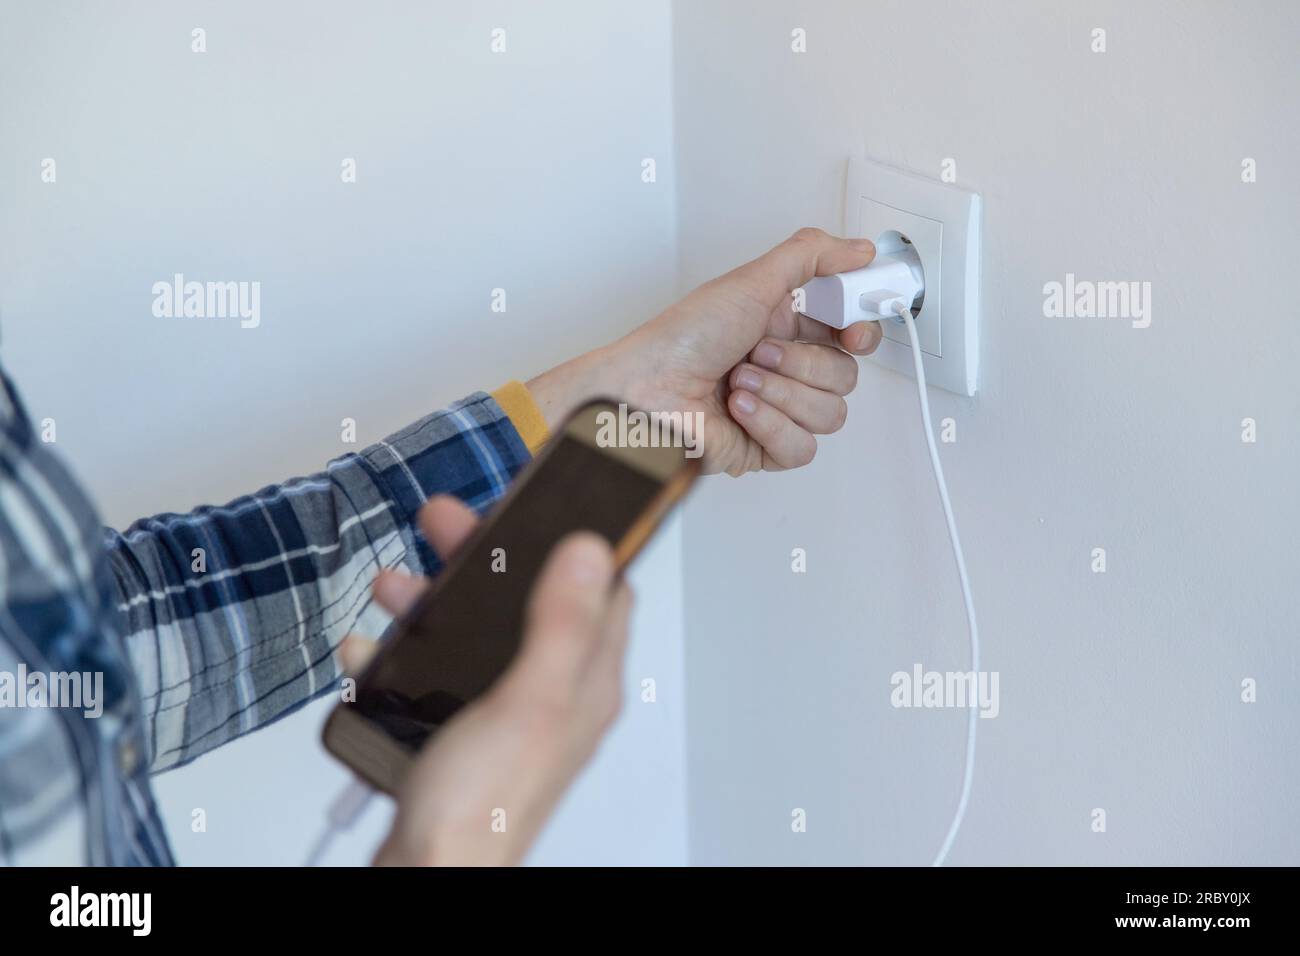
339, 495, 631, 867
526, 228, 883, 476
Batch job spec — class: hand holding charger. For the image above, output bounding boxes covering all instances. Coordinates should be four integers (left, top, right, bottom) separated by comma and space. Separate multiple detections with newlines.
799, 235, 925, 328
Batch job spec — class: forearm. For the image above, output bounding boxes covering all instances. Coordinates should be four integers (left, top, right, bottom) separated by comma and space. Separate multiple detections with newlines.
524, 341, 636, 432
108, 392, 532, 772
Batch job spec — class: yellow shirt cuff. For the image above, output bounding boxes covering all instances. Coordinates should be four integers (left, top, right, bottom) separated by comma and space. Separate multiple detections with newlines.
492, 380, 549, 455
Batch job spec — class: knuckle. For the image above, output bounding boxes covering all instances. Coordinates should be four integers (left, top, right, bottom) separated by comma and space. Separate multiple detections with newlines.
829, 398, 849, 433
792, 345, 818, 381
529, 603, 587, 648
765, 373, 791, 407
863, 331, 883, 355
843, 356, 860, 392
790, 226, 824, 244
497, 677, 564, 742
756, 412, 782, 443
753, 335, 782, 363
795, 438, 818, 468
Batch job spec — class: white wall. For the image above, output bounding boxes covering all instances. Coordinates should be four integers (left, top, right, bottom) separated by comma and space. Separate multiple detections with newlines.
0, 0, 685, 865
673, 0, 1300, 864
4, 0, 1296, 869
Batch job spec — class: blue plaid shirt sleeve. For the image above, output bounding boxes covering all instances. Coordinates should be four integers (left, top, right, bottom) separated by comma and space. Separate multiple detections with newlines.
107, 393, 533, 773
1, 367, 531, 865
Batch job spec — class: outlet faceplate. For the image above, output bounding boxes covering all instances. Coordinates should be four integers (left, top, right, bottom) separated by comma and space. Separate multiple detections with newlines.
861, 198, 943, 357
844, 159, 981, 396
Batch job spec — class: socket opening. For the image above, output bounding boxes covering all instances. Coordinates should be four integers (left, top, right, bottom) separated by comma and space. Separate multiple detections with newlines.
875, 229, 925, 317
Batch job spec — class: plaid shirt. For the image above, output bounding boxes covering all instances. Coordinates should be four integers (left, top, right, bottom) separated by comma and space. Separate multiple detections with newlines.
0, 364, 530, 864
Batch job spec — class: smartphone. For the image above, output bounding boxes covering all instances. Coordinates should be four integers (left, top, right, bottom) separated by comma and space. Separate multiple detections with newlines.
322, 398, 700, 793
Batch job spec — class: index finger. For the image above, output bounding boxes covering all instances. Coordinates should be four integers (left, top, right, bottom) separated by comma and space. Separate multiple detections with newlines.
765, 298, 884, 354
736, 227, 875, 312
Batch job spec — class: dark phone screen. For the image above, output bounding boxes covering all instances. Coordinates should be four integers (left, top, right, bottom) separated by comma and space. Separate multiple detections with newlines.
355, 435, 666, 751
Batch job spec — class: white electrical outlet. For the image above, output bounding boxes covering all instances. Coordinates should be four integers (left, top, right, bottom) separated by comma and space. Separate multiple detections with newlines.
845, 159, 981, 396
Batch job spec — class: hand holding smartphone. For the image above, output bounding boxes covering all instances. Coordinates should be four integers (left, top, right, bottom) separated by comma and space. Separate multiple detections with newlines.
324, 399, 699, 797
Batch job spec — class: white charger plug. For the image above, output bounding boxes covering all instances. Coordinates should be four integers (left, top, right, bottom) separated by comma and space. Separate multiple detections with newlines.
798, 242, 924, 328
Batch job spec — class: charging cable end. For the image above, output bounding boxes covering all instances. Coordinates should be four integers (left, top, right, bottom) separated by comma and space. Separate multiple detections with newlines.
797, 244, 924, 329
861, 290, 911, 321
303, 778, 374, 866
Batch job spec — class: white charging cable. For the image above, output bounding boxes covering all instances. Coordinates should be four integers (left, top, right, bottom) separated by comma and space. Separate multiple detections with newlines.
890, 301, 980, 867
303, 778, 374, 866
798, 259, 981, 864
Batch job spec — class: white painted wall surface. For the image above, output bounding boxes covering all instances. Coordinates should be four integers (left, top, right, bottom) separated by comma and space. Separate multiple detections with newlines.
0, 0, 685, 865
2, 0, 1295, 869
672, 0, 1299, 865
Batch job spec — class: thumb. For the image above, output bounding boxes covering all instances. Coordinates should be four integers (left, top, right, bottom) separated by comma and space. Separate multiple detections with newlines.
374, 567, 429, 617
738, 228, 875, 311
510, 532, 615, 699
